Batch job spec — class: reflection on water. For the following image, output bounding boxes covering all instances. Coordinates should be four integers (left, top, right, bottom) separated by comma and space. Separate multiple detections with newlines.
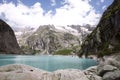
0, 55, 98, 71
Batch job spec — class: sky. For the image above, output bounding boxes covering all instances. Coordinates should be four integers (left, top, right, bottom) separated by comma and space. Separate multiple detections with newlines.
0, 0, 113, 28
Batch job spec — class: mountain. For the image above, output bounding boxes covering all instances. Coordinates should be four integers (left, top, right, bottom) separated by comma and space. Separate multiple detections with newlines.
15, 27, 35, 47
79, 0, 120, 57
0, 19, 23, 54
16, 24, 94, 55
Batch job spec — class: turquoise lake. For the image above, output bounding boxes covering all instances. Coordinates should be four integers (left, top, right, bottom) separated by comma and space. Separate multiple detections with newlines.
0, 55, 97, 71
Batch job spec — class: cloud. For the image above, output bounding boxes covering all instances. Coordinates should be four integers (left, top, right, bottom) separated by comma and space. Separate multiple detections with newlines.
52, 0, 101, 25
51, 0, 56, 6
0, 0, 101, 29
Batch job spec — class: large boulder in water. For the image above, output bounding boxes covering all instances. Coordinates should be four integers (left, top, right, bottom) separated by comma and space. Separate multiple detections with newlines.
0, 19, 22, 54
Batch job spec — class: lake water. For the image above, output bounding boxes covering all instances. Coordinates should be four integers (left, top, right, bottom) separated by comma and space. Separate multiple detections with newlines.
0, 55, 97, 71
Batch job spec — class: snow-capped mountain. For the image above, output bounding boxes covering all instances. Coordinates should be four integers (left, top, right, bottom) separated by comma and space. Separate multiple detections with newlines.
15, 24, 95, 55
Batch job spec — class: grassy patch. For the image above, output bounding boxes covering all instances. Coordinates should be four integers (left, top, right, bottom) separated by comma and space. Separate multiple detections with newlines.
54, 48, 73, 55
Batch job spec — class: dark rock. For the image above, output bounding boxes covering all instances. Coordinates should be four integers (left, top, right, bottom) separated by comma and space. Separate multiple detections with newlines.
0, 19, 22, 54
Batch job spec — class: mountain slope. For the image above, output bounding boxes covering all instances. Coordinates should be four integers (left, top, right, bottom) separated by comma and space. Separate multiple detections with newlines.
79, 0, 120, 57
0, 19, 22, 54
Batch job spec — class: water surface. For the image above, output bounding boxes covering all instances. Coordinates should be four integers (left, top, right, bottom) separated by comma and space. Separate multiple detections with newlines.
0, 55, 97, 71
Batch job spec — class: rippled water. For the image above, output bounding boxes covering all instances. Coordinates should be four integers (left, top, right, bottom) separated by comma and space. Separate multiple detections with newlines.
0, 55, 97, 71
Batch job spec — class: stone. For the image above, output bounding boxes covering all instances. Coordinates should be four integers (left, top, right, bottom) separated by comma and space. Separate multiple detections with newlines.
83, 66, 102, 80
53, 69, 89, 80
103, 70, 120, 80
104, 58, 120, 69
84, 66, 98, 74
0, 64, 102, 80
98, 65, 118, 77
0, 64, 52, 80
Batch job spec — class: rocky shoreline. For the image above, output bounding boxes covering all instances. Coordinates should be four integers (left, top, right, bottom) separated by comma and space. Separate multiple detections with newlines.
0, 54, 120, 80
0, 64, 101, 80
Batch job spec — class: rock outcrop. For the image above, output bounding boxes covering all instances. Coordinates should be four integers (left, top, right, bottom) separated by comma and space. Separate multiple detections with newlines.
0, 19, 22, 54
79, 0, 120, 57
78, 0, 120, 80
97, 55, 120, 80
0, 64, 102, 80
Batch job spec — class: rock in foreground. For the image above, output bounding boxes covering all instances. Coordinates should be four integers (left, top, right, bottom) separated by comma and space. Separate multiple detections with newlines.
97, 55, 120, 80
0, 64, 101, 80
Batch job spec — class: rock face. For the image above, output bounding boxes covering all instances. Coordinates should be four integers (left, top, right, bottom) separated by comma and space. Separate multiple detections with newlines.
0, 19, 22, 54
97, 56, 120, 80
0, 64, 102, 80
78, 0, 120, 79
79, 0, 120, 57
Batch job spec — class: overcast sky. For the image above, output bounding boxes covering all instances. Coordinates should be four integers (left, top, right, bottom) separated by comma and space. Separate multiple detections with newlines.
0, 0, 113, 28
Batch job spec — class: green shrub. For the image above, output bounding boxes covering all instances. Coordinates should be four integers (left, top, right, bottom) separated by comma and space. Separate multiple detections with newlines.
104, 5, 120, 19
54, 49, 72, 55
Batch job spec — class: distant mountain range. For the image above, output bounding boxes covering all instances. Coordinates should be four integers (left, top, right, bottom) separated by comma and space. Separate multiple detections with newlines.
15, 24, 95, 55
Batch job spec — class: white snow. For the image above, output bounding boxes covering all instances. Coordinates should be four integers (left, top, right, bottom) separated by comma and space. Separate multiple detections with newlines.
15, 32, 22, 36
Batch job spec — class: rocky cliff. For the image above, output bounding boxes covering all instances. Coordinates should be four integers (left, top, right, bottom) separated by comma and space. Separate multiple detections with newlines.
79, 0, 120, 57
0, 19, 22, 54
